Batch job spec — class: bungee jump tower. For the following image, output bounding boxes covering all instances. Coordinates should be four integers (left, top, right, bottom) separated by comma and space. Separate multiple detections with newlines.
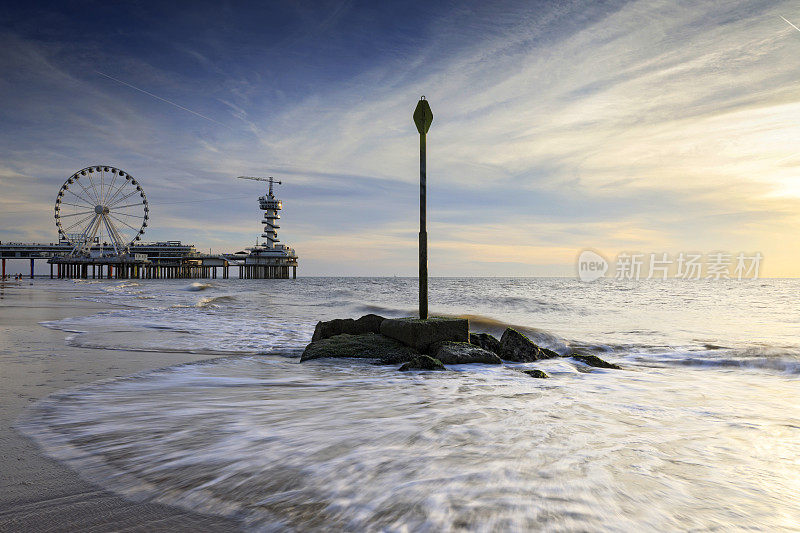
236, 176, 299, 279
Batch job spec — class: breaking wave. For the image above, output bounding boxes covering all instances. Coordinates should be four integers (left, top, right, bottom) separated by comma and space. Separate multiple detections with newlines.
184, 282, 214, 291
196, 295, 238, 308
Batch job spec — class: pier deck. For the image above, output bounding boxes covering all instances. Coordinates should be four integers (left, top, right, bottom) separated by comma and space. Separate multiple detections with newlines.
0, 242, 295, 280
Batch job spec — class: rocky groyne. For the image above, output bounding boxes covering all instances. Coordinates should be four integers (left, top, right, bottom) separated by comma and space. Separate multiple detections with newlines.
301, 314, 621, 374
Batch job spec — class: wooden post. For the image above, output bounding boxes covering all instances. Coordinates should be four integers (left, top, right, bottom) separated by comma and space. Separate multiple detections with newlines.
419, 129, 428, 320
413, 97, 433, 320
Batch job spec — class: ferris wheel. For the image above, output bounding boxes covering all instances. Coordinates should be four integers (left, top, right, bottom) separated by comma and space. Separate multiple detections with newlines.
54, 165, 149, 256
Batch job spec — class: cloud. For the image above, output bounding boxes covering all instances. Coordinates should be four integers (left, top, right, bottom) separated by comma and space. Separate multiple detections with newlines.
2, 1, 800, 275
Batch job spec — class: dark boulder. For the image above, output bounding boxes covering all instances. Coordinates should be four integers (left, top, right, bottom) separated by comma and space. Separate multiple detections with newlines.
571, 354, 621, 369
539, 345, 560, 359
311, 314, 386, 342
499, 328, 560, 362
398, 355, 446, 371
355, 313, 385, 334
469, 332, 502, 355
301, 332, 417, 362
311, 318, 352, 341
520, 369, 549, 379
380, 317, 469, 352
432, 341, 502, 365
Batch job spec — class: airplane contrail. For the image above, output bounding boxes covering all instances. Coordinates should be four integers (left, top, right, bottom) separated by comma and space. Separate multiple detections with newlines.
94, 70, 228, 127
780, 15, 800, 33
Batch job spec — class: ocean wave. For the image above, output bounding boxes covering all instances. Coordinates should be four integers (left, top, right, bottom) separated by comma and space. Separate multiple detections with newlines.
46, 303, 314, 355
569, 341, 673, 354
184, 282, 214, 291
17, 354, 800, 531
591, 341, 800, 375
653, 355, 800, 374
62, 331, 289, 355
355, 304, 413, 317
72, 295, 141, 307
481, 295, 565, 313
307, 299, 355, 308
196, 295, 237, 308
39, 321, 86, 334
104, 281, 140, 289
142, 323, 196, 333
452, 314, 569, 353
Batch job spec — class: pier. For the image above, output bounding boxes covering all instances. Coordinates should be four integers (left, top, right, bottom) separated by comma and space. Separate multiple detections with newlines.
239, 263, 295, 279
1, 166, 298, 281
0, 241, 299, 281
0, 242, 234, 280
49, 254, 233, 280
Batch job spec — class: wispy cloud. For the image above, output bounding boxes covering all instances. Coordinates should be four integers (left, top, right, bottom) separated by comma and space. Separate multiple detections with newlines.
2, 1, 800, 275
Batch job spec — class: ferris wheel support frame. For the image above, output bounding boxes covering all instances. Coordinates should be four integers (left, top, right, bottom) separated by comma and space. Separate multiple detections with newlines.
54, 165, 149, 257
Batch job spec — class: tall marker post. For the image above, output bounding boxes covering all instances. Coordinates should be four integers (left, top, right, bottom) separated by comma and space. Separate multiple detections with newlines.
413, 96, 433, 320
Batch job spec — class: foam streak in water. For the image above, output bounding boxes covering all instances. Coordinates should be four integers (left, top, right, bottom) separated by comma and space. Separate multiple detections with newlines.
18, 357, 800, 531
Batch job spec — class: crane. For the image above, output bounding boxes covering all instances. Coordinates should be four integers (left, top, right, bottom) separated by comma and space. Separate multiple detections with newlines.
237, 176, 281, 196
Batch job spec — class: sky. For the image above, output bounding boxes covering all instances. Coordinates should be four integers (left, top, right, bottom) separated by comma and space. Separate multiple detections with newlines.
1, 0, 799, 276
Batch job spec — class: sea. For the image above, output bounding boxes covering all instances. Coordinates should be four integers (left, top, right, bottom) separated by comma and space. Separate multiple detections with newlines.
16, 277, 800, 531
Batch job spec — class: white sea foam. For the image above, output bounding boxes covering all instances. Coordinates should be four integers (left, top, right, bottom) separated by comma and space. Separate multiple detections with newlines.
19, 355, 800, 531
20, 277, 800, 530
184, 282, 213, 291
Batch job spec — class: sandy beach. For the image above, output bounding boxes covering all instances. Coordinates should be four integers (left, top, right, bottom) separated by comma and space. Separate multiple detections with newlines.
0, 281, 241, 532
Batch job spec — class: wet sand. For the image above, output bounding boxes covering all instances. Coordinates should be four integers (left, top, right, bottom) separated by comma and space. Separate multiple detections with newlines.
0, 281, 241, 531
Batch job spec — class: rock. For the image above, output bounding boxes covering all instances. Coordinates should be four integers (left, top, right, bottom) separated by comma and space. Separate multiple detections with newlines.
398, 355, 446, 371
539, 345, 560, 359
469, 332, 502, 355
432, 341, 502, 365
311, 318, 351, 341
301, 333, 417, 362
500, 328, 560, 362
571, 354, 621, 369
311, 314, 386, 342
354, 313, 385, 334
380, 317, 469, 352
520, 369, 549, 378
